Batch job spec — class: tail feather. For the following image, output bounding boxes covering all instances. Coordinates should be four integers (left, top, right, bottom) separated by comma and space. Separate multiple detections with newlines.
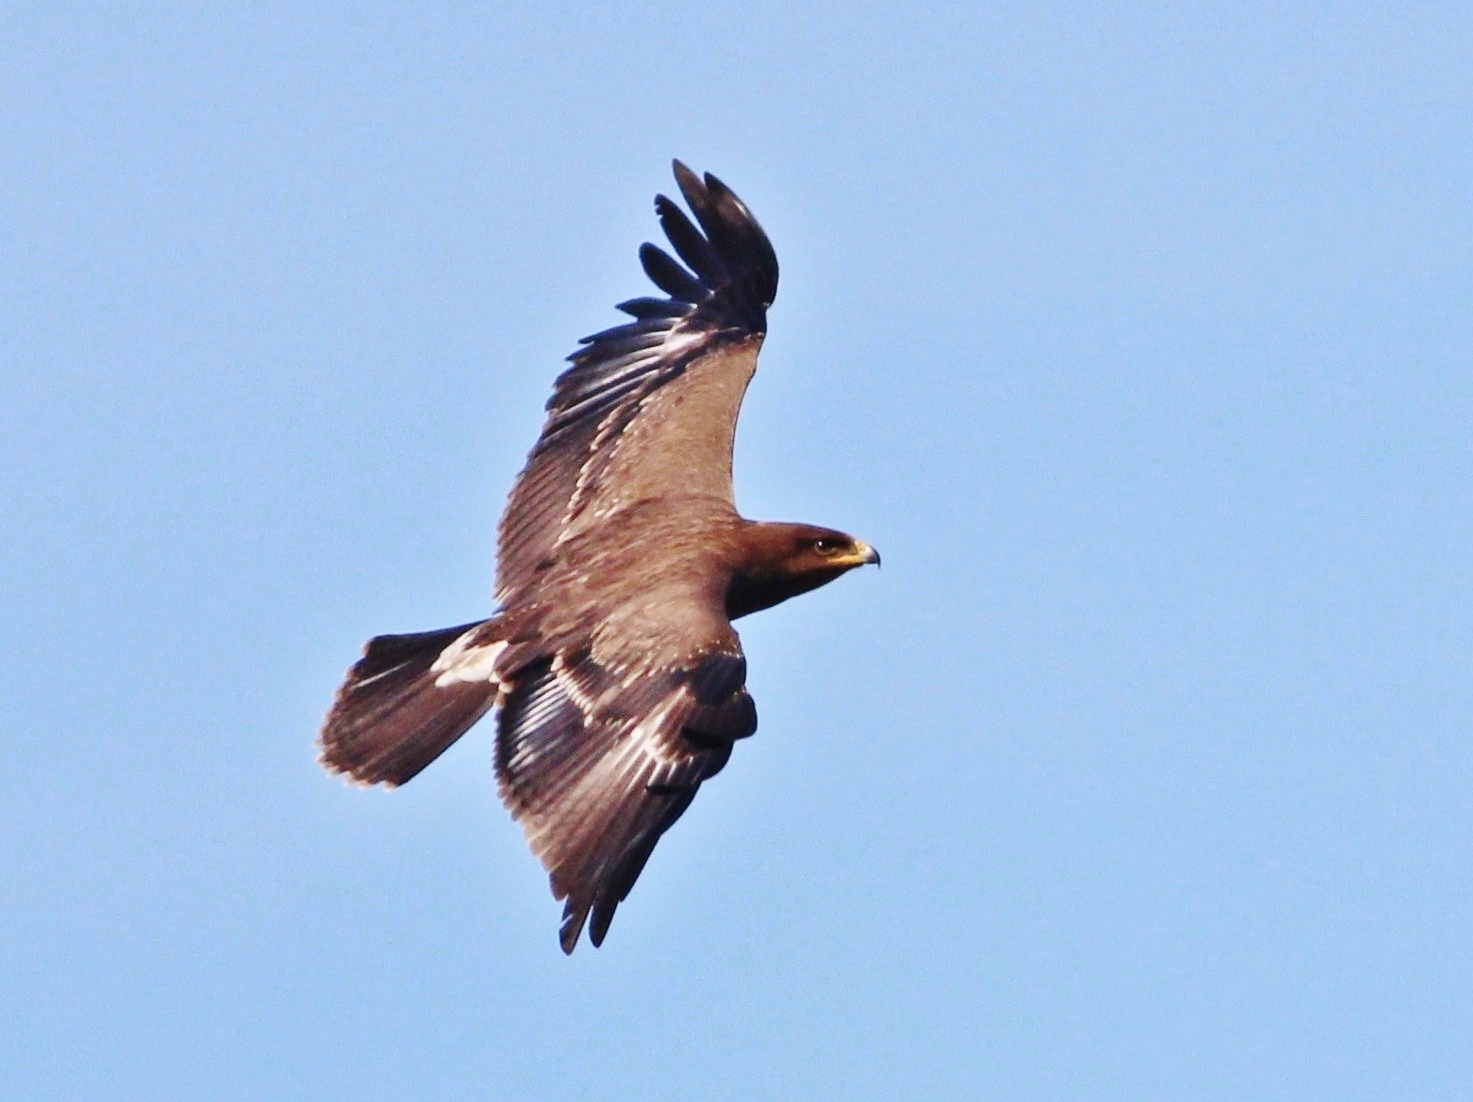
319, 619, 503, 787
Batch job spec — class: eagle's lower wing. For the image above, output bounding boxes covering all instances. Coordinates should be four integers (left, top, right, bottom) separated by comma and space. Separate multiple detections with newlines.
496, 162, 778, 604
494, 609, 756, 953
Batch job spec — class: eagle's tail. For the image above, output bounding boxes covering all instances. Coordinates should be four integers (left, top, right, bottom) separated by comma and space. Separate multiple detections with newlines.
319, 618, 505, 788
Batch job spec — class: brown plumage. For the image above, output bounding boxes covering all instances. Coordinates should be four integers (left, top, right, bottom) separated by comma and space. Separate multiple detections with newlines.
319, 162, 878, 952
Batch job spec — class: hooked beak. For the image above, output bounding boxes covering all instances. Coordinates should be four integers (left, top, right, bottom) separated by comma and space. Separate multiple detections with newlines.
852, 541, 881, 568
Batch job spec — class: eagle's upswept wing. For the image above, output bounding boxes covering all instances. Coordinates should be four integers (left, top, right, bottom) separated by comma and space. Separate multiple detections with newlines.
494, 590, 758, 952
495, 161, 779, 604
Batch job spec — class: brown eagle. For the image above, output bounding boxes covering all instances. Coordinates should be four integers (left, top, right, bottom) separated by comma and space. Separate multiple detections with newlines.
319, 162, 878, 952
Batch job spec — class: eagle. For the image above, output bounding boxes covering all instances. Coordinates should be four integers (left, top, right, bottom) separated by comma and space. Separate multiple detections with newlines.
320, 162, 878, 953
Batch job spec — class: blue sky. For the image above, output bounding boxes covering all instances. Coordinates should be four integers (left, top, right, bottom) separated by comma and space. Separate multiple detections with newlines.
6, 3, 1473, 1098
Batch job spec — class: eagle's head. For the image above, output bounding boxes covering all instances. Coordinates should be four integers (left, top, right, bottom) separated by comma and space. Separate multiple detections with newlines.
726, 522, 879, 619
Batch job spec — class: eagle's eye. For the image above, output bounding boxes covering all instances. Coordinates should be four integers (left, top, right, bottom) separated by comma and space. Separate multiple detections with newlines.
812, 537, 845, 556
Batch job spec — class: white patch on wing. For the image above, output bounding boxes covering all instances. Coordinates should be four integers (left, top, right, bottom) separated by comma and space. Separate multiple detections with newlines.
431, 634, 508, 688
604, 696, 686, 783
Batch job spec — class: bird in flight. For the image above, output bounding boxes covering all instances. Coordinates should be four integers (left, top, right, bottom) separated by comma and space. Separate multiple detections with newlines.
319, 162, 879, 952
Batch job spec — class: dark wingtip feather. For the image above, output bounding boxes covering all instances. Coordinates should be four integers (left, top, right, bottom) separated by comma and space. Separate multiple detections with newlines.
589, 901, 616, 948
654, 191, 727, 286
670, 158, 701, 198
616, 296, 689, 320
638, 242, 705, 303
560, 903, 587, 954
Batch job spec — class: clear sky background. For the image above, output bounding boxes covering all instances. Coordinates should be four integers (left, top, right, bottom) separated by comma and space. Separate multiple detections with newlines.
6, 4, 1472, 1099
